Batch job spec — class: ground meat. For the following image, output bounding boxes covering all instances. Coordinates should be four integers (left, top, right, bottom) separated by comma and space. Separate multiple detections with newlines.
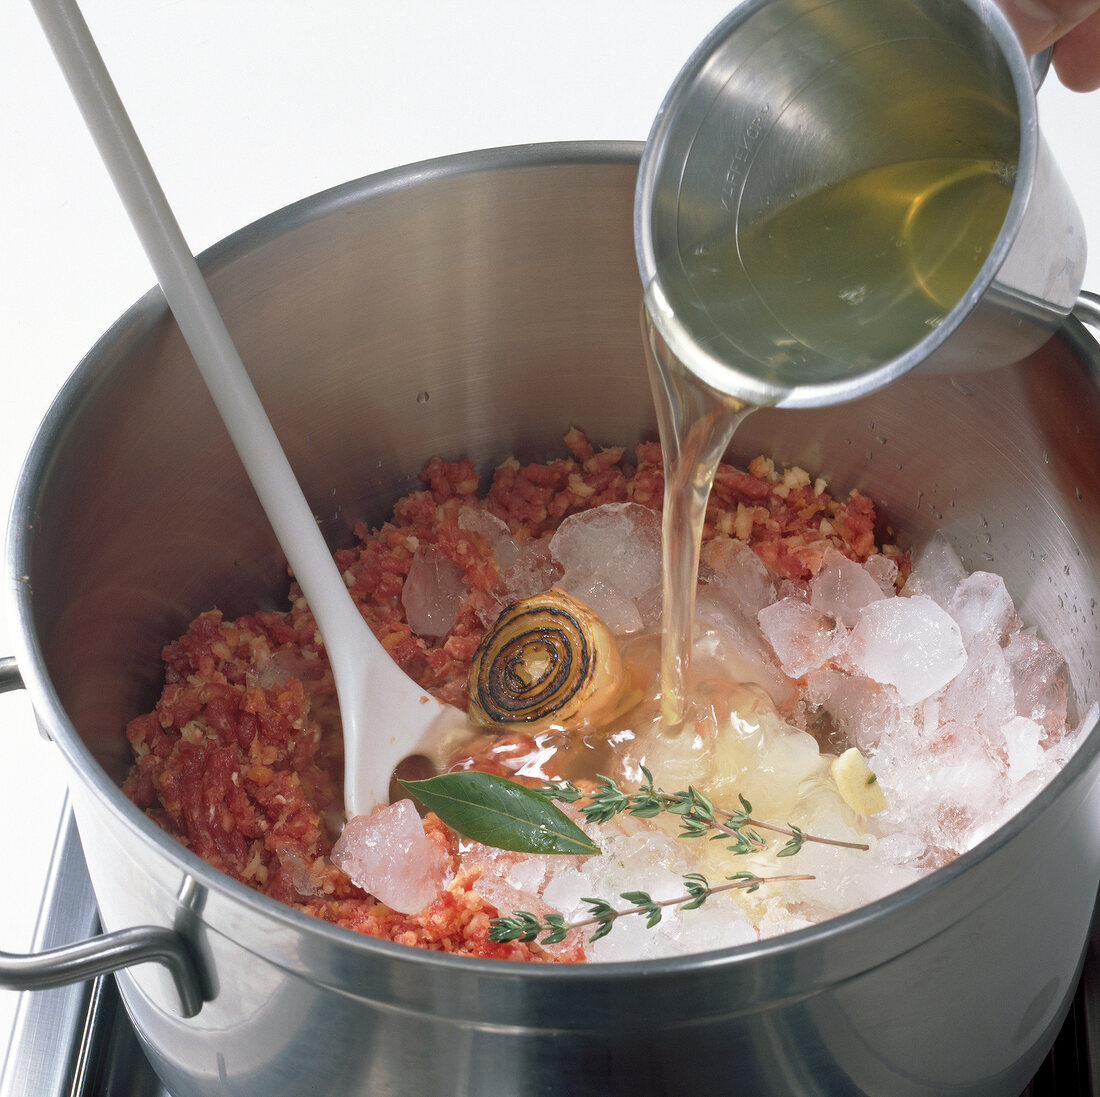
122, 431, 906, 961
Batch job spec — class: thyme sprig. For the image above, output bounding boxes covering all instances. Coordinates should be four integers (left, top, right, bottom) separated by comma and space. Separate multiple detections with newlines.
488, 869, 815, 946
544, 767, 869, 856
398, 769, 861, 948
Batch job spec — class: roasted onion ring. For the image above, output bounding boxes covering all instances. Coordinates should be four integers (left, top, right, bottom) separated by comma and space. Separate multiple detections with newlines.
467, 589, 626, 732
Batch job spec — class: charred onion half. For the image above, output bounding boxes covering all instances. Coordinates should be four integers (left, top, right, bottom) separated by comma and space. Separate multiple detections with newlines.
468, 589, 627, 732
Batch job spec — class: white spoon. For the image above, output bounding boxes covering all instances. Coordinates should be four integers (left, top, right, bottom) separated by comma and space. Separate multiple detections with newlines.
32, 0, 458, 817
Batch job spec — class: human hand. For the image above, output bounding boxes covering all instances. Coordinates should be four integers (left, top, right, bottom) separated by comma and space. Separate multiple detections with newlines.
997, 0, 1100, 90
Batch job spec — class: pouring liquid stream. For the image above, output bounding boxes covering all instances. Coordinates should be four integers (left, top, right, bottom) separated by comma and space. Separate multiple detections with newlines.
643, 307, 753, 727
646, 156, 1014, 725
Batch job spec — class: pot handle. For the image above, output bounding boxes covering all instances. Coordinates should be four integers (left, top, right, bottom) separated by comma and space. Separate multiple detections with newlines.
0, 656, 22, 694
0, 927, 203, 1018
1074, 291, 1100, 331
0, 653, 204, 1018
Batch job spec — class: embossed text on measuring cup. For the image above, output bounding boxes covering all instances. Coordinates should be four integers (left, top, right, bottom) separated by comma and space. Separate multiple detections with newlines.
720, 105, 771, 212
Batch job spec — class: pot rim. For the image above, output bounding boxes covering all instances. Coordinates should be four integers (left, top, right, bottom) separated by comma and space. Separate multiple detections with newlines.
7, 140, 1100, 988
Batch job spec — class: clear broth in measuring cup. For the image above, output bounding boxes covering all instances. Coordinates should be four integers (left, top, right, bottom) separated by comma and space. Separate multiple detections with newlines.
662, 156, 1014, 385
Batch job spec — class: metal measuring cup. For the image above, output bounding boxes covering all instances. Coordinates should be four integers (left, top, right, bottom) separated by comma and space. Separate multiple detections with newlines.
635, 0, 1100, 409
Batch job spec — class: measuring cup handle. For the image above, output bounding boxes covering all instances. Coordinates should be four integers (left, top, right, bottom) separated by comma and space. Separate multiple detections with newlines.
1073, 291, 1100, 331
1028, 46, 1053, 89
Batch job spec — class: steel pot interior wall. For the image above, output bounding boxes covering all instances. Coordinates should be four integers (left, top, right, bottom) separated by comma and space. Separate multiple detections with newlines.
8, 143, 1100, 1097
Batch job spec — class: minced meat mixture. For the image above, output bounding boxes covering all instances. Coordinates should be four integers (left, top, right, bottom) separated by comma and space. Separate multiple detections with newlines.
122, 429, 905, 962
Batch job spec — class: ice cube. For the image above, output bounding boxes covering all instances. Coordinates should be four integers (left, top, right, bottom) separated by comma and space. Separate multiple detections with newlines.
776, 578, 810, 602
695, 589, 799, 709
497, 533, 561, 603
540, 865, 594, 920
792, 831, 921, 916
902, 531, 967, 607
401, 545, 467, 638
583, 871, 688, 963
823, 673, 911, 752
549, 503, 661, 600
534, 812, 767, 961
874, 830, 927, 867
1002, 715, 1044, 782
459, 508, 520, 569
332, 800, 449, 914
885, 721, 1003, 850
758, 597, 848, 679
810, 547, 886, 626
934, 725, 1004, 805
472, 870, 545, 922
848, 595, 966, 704
465, 844, 554, 913
946, 571, 1017, 645
635, 585, 663, 630
653, 896, 759, 956
701, 537, 776, 612
942, 632, 1016, 737
1003, 631, 1069, 736
559, 570, 645, 635
804, 665, 846, 707
863, 553, 900, 595
758, 902, 816, 940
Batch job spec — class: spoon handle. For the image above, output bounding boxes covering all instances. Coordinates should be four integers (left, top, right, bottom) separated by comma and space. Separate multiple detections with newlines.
30, 0, 364, 642
32, 0, 455, 817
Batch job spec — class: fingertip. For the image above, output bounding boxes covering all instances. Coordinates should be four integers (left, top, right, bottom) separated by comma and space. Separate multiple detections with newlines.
997, 0, 1063, 52
1050, 16, 1100, 91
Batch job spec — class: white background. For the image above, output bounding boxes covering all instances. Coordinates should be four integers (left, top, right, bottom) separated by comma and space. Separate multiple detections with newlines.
2, 0, 1099, 1051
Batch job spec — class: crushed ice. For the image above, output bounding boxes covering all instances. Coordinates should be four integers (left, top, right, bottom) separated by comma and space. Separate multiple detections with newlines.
341, 502, 1092, 959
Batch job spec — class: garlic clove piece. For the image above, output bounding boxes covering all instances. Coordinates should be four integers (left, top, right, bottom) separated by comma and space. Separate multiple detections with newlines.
831, 747, 889, 816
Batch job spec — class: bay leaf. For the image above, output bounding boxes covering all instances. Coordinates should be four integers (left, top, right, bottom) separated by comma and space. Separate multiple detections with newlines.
400, 772, 601, 856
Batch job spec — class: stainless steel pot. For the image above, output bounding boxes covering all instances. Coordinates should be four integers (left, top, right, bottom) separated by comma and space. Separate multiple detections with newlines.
4, 143, 1100, 1097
